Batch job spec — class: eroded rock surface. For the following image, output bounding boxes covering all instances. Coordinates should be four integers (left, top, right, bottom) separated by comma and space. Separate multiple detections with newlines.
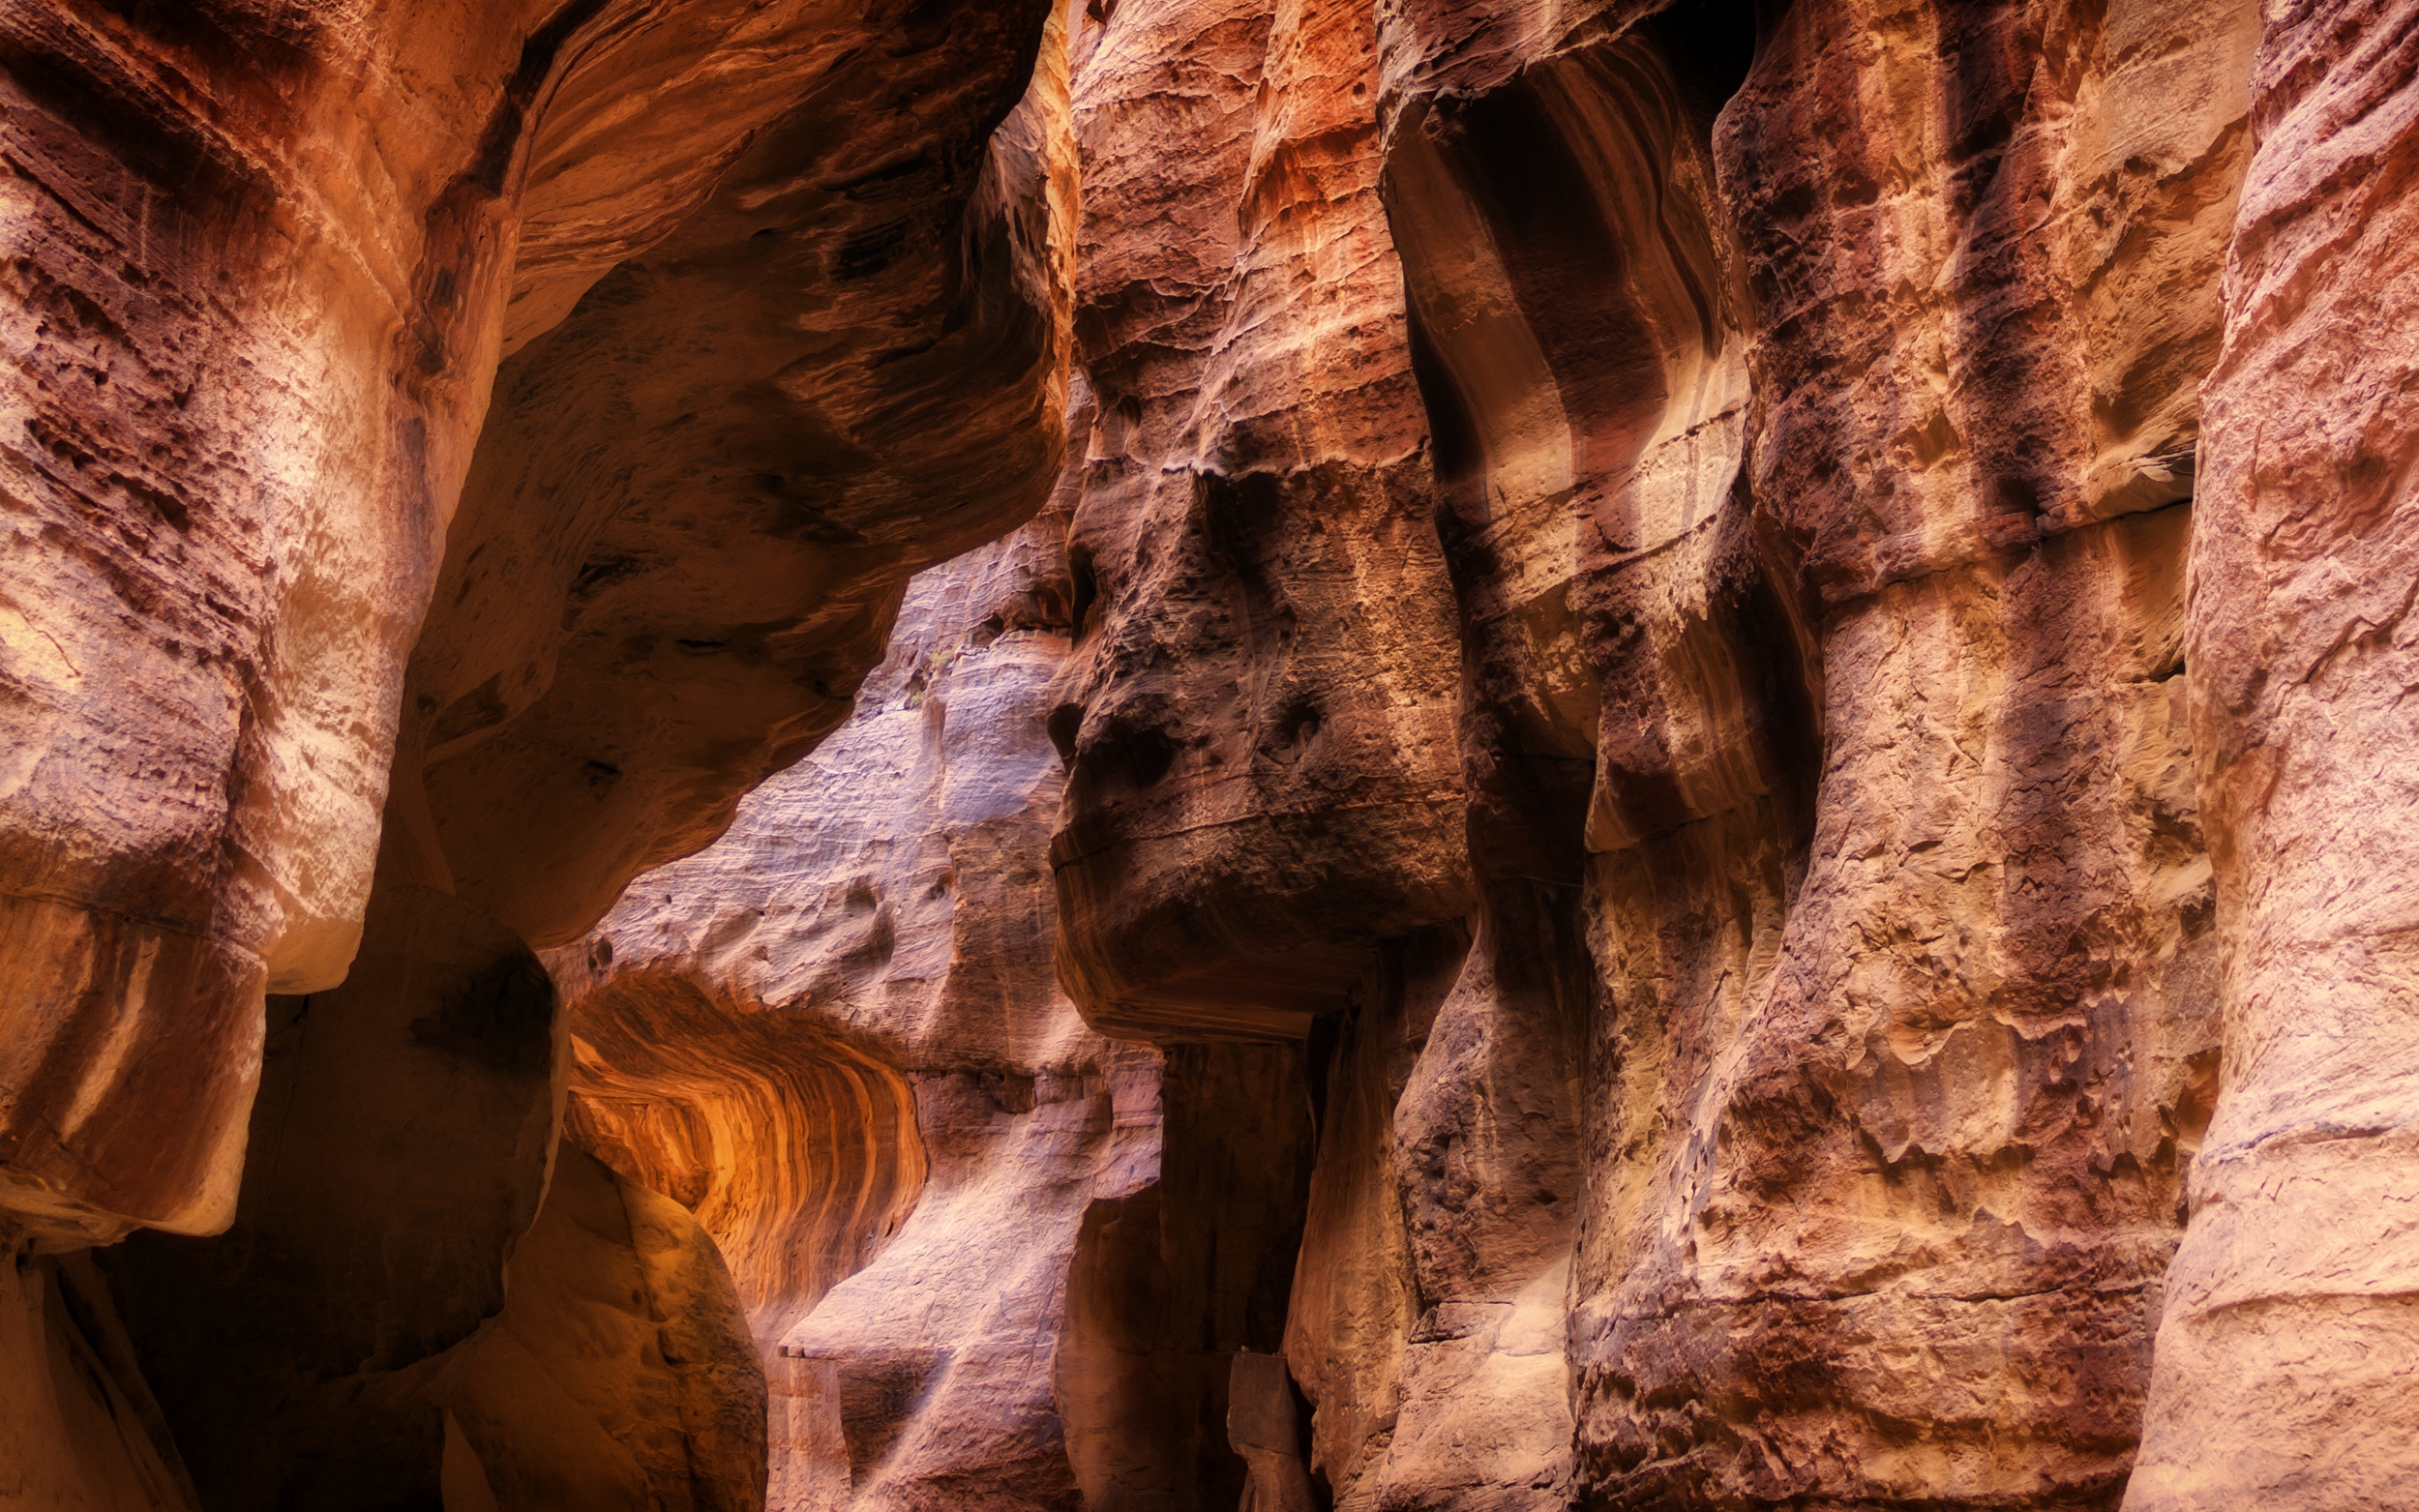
2128, 4, 2419, 1505
5, 0, 1072, 1503
1, 0, 524, 1246
390, 0, 1074, 951
11, 0, 2419, 1508
552, 493, 1318, 1506
555, 512, 1139, 1506
1, 0, 1068, 1244
1050, 0, 1474, 1041
1561, 1, 2250, 1502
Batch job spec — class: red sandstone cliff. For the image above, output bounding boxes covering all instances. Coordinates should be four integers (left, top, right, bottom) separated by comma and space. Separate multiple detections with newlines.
6, 1, 2419, 1508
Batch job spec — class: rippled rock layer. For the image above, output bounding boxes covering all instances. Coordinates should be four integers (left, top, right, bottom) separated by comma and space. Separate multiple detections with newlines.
7, 0, 2419, 1508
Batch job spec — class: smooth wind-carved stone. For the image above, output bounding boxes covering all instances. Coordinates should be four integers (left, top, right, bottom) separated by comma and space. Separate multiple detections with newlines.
4, 0, 1072, 1502
11, 0, 2419, 1507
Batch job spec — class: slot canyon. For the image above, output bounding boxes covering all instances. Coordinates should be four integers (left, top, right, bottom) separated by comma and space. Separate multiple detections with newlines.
3, 0, 2417, 1506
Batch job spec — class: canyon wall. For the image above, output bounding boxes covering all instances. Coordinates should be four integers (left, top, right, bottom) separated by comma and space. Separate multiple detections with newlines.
549, 460, 1324, 1508
2127, 3, 2419, 1505
2, 0, 1066, 1242
8, 0, 2419, 1508
6, 0, 1074, 1503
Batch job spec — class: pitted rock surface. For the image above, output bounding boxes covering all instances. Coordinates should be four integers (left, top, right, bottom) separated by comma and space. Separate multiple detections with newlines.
8, 1, 2419, 1508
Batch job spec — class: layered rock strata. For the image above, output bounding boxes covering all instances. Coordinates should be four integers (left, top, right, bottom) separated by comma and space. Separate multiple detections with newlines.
1, 0, 1066, 1243
1040, 0, 2396, 1506
9, 0, 2419, 1508
2127, 4, 2419, 1505
551, 495, 1324, 1506
1046, 0, 2245, 1501
6, 0, 1073, 1503
1561, 1, 2252, 1502
554, 513, 1136, 1505
2, 0, 518, 1246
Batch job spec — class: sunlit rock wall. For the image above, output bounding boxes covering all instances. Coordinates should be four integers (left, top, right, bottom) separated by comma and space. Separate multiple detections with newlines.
1561, 1, 2252, 1503
2, 0, 543, 1248
5, 0, 1074, 1504
1040, 0, 2415, 1507
10, 0, 2419, 1507
2128, 3, 2419, 1505
0, 0, 1069, 1241
551, 479, 1176, 1506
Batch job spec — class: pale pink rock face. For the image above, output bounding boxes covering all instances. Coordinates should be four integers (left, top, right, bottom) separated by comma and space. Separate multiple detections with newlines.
2128, 3, 2419, 1506
8, 0, 2419, 1507
553, 515, 1149, 1505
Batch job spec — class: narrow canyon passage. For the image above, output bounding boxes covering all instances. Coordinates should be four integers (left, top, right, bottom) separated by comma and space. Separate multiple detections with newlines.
3, 1, 2418, 1509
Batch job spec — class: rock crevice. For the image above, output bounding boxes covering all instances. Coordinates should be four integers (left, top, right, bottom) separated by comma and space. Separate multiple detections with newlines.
7, 0, 2419, 1508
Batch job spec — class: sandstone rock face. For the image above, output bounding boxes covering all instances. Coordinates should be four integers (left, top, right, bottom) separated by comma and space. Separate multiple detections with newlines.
1, 0, 529, 1245
2127, 4, 2419, 1506
1, 0, 1068, 1244
1048, 0, 2246, 1500
5, 0, 1073, 1503
554, 502, 1231, 1506
0, 1242, 199, 1512
552, 471, 1339, 1505
11, 0, 2419, 1508
1039, 0, 2391, 1505
553, 511, 1138, 1506
390, 0, 1074, 950
1051, 0, 1474, 1041
439, 1144, 767, 1512
1563, 2, 2254, 1503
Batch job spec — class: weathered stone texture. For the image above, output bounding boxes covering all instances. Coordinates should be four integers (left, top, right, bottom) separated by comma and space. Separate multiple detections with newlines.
1566, 2, 2254, 1503
11, 0, 2419, 1508
2128, 4, 2419, 1506
4, 0, 1073, 1502
546, 483, 1123, 1505
1049, 0, 1474, 1042
0, 0, 519, 1244
392, 0, 1073, 950
0, 0, 1070, 1246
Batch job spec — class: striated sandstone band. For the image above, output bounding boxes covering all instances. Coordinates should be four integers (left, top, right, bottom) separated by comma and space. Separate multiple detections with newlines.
6, 0, 2419, 1507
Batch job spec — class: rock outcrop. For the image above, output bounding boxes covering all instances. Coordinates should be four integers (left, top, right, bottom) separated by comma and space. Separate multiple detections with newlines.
6, 0, 1072, 1503
1, 0, 1067, 1243
1050, 0, 1474, 1041
9, 0, 2419, 1508
1562, 1, 2250, 1502
552, 508, 1146, 1507
2127, 3, 2419, 1505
